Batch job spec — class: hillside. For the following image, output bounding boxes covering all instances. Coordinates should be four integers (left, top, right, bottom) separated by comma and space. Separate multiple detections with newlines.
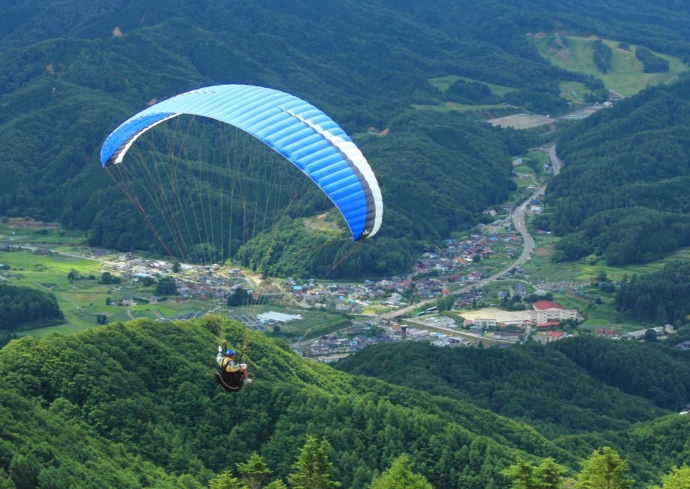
335, 336, 690, 485
535, 79, 690, 268
2, 0, 690, 277
0, 316, 575, 488
532, 34, 688, 99
1, 317, 689, 487
335, 337, 690, 437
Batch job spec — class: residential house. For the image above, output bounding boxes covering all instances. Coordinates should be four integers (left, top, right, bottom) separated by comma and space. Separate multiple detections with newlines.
494, 331, 521, 341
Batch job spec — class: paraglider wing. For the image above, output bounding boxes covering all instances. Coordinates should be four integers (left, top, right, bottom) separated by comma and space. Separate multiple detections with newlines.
100, 85, 383, 241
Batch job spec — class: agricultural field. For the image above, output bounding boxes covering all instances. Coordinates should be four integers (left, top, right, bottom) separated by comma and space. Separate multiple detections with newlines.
521, 230, 690, 332
427, 75, 516, 97
0, 217, 88, 248
413, 75, 518, 113
531, 35, 688, 97
1, 230, 356, 341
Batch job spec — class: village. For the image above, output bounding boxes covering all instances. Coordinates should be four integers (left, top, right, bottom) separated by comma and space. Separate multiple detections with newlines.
1, 182, 678, 362
29, 209, 670, 362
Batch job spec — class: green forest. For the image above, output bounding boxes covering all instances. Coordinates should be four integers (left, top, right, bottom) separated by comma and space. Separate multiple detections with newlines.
1, 316, 689, 488
536, 79, 690, 267
5, 0, 690, 487
0, 284, 64, 331
2, 0, 690, 278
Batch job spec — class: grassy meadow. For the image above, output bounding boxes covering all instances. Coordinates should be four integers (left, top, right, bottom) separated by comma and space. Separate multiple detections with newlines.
1, 229, 354, 341
532, 35, 688, 97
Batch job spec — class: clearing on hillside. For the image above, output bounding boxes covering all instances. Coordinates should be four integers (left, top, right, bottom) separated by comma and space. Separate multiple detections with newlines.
488, 114, 554, 129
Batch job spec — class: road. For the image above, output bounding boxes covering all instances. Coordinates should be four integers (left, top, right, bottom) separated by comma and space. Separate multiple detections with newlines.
381, 184, 544, 319
547, 144, 562, 176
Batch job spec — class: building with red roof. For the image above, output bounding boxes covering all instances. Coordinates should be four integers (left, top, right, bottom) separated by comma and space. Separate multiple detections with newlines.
527, 300, 580, 326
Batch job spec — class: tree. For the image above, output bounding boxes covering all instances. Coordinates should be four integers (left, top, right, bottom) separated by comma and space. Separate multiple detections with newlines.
264, 481, 287, 489
227, 287, 254, 307
537, 458, 568, 489
644, 329, 658, 342
436, 293, 456, 312
209, 470, 247, 489
652, 465, 690, 489
288, 436, 341, 489
100, 272, 121, 284
156, 276, 178, 295
8, 454, 40, 489
502, 457, 540, 489
236, 453, 271, 489
0, 468, 16, 489
576, 447, 633, 489
370, 454, 432, 489
141, 276, 156, 287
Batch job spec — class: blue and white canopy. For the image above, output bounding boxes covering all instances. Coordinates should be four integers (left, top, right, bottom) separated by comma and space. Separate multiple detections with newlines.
100, 84, 383, 241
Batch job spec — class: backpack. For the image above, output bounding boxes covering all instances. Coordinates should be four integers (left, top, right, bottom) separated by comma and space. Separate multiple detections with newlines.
214, 359, 244, 393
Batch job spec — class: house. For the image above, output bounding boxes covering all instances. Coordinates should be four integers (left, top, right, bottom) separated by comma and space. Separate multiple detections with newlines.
545, 331, 565, 342
620, 326, 671, 340
595, 327, 614, 337
469, 325, 484, 334
620, 330, 647, 341
434, 317, 457, 328
119, 296, 135, 306
448, 337, 471, 346
494, 331, 521, 341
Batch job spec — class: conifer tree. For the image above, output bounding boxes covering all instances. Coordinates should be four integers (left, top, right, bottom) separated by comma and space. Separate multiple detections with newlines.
237, 453, 271, 489
287, 436, 340, 489
536, 458, 568, 489
209, 470, 247, 489
502, 457, 540, 489
504, 456, 568, 489
652, 465, 690, 489
576, 447, 633, 489
370, 454, 432, 489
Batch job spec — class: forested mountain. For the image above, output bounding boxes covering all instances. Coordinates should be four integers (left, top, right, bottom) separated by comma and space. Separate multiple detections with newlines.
0, 317, 571, 488
335, 336, 690, 437
335, 335, 690, 485
536, 80, 690, 266
2, 0, 690, 276
615, 261, 690, 323
1, 317, 689, 488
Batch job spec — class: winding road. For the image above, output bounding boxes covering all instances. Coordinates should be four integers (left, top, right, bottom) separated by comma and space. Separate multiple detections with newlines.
382, 145, 563, 320
381, 184, 544, 319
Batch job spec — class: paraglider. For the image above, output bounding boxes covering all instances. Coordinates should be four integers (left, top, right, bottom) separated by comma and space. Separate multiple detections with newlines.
100, 84, 384, 391
215, 343, 250, 393
100, 84, 383, 241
